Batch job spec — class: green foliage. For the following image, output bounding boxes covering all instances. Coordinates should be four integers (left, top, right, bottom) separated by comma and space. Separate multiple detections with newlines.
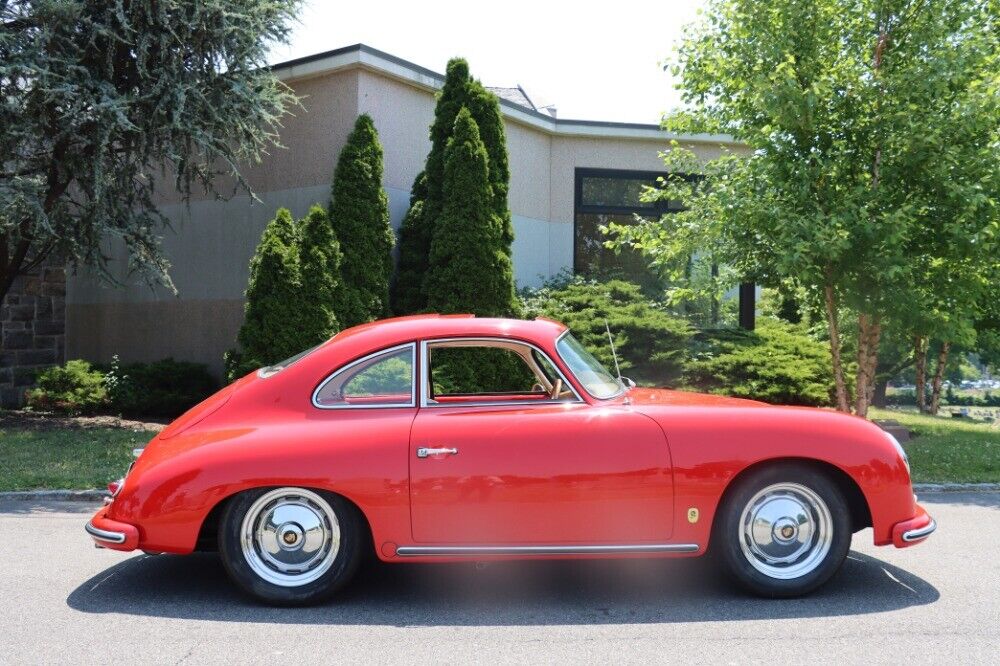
523, 277, 692, 386
608, 0, 1000, 414
392, 58, 514, 314
298, 204, 341, 341
24, 360, 107, 415
345, 356, 412, 396
425, 109, 518, 317
105, 357, 218, 418
227, 205, 342, 381
0, 0, 302, 303
329, 114, 394, 328
431, 347, 537, 395
685, 319, 837, 407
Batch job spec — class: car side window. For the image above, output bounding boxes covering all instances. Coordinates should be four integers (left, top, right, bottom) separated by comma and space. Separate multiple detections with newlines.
424, 340, 578, 405
313, 344, 415, 408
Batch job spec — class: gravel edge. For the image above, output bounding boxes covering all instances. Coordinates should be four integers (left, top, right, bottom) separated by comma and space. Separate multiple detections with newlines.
1, 482, 998, 502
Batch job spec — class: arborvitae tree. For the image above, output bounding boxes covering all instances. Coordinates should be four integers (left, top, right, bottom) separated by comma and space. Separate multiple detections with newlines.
391, 57, 515, 313
425, 108, 517, 316
298, 204, 341, 341
392, 171, 428, 314
329, 114, 393, 327
225, 208, 303, 380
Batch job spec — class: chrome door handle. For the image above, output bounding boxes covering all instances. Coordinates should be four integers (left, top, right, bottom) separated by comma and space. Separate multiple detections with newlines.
416, 447, 458, 458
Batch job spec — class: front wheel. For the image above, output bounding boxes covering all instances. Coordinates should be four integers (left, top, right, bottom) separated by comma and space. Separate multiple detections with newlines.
218, 487, 364, 605
713, 464, 851, 597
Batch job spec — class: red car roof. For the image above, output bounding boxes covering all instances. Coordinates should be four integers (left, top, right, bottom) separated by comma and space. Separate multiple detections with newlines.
324, 314, 569, 351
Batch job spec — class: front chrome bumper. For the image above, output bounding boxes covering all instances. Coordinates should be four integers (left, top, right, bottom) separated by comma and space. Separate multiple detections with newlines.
901, 517, 936, 543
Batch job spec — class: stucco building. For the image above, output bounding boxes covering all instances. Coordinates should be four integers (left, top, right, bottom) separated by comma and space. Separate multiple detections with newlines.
63, 44, 742, 378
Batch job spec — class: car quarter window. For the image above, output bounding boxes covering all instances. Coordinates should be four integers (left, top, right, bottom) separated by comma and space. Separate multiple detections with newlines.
313, 344, 415, 408
424, 339, 579, 405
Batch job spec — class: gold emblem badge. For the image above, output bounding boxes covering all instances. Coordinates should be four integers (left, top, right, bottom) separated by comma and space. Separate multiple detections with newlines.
687, 508, 699, 523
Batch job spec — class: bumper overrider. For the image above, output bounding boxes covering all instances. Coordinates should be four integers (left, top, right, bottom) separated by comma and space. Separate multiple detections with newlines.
86, 507, 139, 551
891, 502, 936, 548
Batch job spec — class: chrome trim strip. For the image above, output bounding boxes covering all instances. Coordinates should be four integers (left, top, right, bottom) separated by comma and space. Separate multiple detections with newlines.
419, 337, 583, 408
395, 543, 700, 556
902, 518, 936, 543
311, 343, 417, 410
85, 522, 126, 545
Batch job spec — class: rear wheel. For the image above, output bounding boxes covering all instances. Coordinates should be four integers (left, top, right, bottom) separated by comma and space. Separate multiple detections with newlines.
218, 487, 363, 605
713, 464, 851, 597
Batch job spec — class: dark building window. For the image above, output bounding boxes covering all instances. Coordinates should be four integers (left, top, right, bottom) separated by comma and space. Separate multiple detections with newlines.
573, 168, 683, 294
573, 167, 754, 329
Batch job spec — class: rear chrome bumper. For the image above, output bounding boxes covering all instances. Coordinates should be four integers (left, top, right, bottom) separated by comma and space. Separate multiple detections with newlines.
86, 508, 139, 551
891, 503, 936, 548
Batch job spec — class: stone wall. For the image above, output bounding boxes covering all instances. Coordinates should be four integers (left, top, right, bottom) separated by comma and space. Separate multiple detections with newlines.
0, 261, 66, 407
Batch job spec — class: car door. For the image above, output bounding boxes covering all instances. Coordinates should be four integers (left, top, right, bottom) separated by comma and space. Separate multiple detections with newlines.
408, 339, 673, 545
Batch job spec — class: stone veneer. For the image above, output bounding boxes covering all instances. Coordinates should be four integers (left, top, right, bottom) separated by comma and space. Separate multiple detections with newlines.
0, 260, 66, 407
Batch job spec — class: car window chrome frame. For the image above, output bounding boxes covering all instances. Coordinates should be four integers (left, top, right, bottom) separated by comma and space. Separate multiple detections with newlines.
554, 330, 625, 401
419, 337, 584, 408
311, 343, 417, 410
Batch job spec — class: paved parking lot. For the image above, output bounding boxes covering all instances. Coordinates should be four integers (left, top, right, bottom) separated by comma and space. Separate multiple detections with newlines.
1, 492, 997, 664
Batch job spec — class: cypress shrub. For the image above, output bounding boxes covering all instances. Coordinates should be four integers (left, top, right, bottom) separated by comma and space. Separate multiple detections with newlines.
392, 58, 514, 314
226, 205, 345, 382
298, 204, 341, 342
425, 108, 516, 316
329, 114, 393, 328
392, 171, 428, 315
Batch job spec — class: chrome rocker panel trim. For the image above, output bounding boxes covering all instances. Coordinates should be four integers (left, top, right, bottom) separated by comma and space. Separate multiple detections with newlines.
395, 543, 700, 556
902, 518, 937, 543
85, 521, 126, 545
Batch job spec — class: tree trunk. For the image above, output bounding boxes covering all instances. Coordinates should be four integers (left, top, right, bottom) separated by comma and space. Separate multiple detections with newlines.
929, 341, 951, 415
872, 379, 888, 408
854, 313, 882, 418
823, 282, 851, 413
913, 335, 928, 413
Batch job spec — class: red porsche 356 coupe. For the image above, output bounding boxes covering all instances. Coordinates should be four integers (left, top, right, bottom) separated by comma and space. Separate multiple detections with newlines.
86, 315, 934, 604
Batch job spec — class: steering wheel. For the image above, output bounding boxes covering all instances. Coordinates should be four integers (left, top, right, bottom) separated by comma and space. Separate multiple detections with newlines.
549, 378, 563, 400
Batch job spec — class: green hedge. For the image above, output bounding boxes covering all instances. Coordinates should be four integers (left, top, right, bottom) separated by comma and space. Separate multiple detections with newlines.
25, 360, 107, 415
685, 318, 835, 406
523, 277, 692, 386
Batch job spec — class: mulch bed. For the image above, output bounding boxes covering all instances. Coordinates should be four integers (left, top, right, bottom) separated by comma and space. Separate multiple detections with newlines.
0, 409, 167, 433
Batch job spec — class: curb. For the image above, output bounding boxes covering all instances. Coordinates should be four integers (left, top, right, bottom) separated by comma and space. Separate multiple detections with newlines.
1, 484, 998, 502
0, 489, 105, 502
913, 483, 1000, 493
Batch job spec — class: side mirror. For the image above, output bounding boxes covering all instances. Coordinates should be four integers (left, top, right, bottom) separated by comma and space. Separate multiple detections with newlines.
622, 376, 636, 389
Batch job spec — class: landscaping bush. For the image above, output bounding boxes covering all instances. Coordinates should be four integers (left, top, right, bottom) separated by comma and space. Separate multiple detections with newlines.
522, 276, 692, 386
105, 357, 218, 418
24, 360, 107, 414
685, 318, 835, 406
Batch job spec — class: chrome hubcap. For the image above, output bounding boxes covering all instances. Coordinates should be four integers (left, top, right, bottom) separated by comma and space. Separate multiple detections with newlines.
738, 482, 832, 580
240, 488, 340, 587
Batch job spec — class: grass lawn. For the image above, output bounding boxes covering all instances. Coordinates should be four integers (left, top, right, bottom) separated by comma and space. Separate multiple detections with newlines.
0, 426, 157, 491
870, 407, 1000, 484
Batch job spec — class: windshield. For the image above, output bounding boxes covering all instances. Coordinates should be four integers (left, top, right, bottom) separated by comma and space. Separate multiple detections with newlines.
555, 332, 622, 399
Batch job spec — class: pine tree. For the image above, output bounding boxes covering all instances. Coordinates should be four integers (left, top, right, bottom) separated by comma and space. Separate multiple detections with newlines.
329, 115, 394, 328
391, 57, 515, 313
225, 208, 303, 379
425, 108, 517, 316
298, 204, 341, 341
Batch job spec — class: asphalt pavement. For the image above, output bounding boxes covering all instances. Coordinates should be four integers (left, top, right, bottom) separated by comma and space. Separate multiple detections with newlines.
1, 492, 997, 664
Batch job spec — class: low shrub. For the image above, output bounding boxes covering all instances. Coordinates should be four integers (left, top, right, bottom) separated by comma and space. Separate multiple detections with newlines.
522, 277, 692, 386
105, 357, 218, 418
685, 318, 835, 407
24, 360, 108, 414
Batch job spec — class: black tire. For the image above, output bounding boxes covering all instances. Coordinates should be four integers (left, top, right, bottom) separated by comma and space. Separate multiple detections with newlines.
712, 463, 851, 598
218, 487, 364, 606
